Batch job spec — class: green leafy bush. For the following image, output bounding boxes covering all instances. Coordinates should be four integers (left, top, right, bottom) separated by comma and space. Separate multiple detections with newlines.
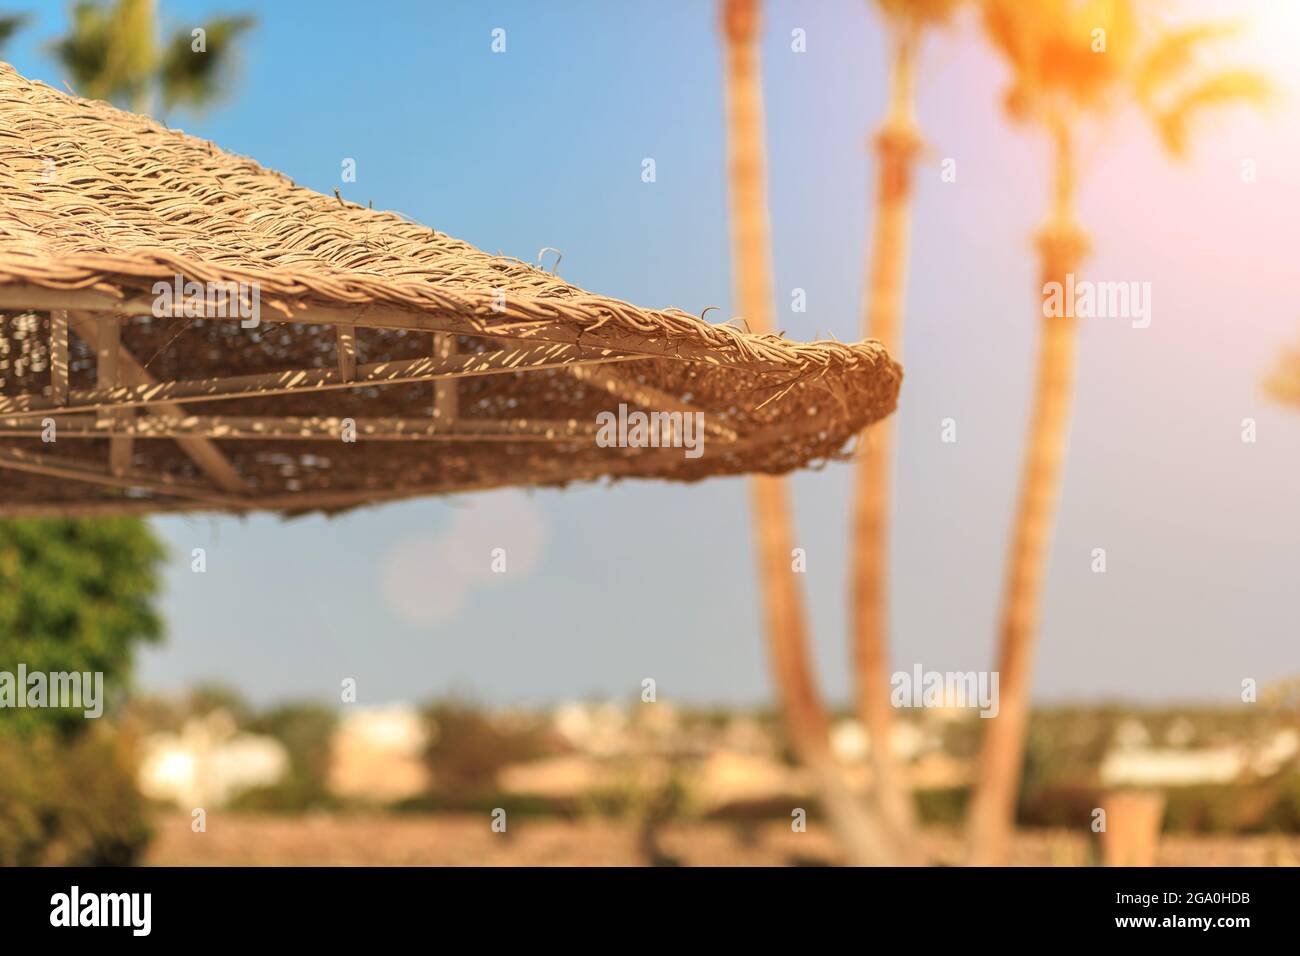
0, 517, 164, 864
0, 725, 152, 865
0, 518, 163, 734
230, 703, 340, 812
422, 701, 553, 798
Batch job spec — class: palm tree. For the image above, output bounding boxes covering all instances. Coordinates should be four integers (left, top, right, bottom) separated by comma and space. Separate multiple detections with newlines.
851, 0, 960, 858
1265, 340, 1300, 407
51, 0, 253, 117
967, 0, 1268, 865
0, 14, 28, 56
720, 0, 895, 866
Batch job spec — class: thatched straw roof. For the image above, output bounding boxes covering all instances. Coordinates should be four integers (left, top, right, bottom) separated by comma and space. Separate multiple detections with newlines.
0, 62, 901, 516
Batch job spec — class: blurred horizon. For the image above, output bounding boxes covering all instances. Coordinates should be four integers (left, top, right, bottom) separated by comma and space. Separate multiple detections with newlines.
3, 0, 1296, 710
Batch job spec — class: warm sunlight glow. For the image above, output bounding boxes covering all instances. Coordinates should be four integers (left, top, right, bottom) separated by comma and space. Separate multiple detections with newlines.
1241, 0, 1300, 89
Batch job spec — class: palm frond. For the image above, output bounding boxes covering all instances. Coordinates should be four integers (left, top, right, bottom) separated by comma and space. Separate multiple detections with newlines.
1135, 23, 1238, 107
48, 0, 154, 106
104, 0, 158, 104
158, 15, 255, 111
980, 0, 1035, 74
0, 14, 29, 55
1155, 69, 1271, 159
980, 0, 1138, 123
876, 0, 964, 27
1264, 345, 1300, 407
48, 2, 114, 99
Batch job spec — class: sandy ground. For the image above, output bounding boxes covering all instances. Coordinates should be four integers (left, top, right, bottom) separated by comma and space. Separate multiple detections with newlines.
143, 813, 1300, 867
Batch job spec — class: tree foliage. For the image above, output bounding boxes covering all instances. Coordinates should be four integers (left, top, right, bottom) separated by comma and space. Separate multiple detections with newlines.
980, 0, 1269, 151
0, 724, 152, 865
422, 702, 552, 797
50, 0, 254, 114
158, 15, 255, 111
0, 518, 165, 734
0, 14, 27, 55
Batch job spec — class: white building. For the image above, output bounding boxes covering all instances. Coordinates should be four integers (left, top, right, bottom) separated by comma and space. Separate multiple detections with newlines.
138, 709, 289, 808
1099, 729, 1298, 787
329, 704, 429, 802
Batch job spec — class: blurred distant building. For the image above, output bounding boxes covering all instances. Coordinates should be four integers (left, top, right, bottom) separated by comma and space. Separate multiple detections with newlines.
722, 716, 772, 754
552, 701, 629, 756
329, 705, 429, 802
1113, 718, 1152, 750
922, 703, 977, 725
498, 754, 608, 797
909, 751, 973, 789
1164, 717, 1196, 747
138, 709, 288, 808
830, 717, 930, 764
1100, 728, 1298, 787
693, 750, 805, 810
1100, 746, 1243, 786
830, 719, 869, 763
630, 700, 681, 740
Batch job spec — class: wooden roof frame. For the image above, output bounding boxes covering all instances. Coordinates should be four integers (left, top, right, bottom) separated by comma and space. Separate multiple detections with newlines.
0, 283, 756, 514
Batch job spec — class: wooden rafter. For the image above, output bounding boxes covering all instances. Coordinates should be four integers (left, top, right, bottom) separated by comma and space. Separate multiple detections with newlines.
337, 324, 357, 381
0, 286, 786, 372
95, 313, 133, 476
0, 447, 246, 508
567, 363, 738, 442
2, 302, 754, 517
433, 332, 457, 425
50, 310, 69, 404
0, 414, 606, 442
468, 329, 732, 442
68, 311, 249, 494
0, 419, 795, 516
0, 342, 640, 420
0, 500, 218, 517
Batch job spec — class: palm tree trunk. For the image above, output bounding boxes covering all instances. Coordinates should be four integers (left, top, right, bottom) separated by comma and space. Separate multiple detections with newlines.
966, 119, 1088, 865
721, 0, 894, 867
850, 18, 923, 860
121, 0, 157, 116
132, 86, 155, 118
751, 475, 895, 865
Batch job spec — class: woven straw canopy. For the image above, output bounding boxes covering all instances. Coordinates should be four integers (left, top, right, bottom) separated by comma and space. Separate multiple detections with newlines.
0, 62, 901, 516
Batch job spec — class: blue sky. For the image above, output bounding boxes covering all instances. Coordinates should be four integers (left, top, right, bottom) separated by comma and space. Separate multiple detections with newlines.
5, 1, 1297, 708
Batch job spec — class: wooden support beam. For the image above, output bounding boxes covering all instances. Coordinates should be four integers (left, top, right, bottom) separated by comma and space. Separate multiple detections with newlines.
0, 415, 599, 442
567, 363, 738, 442
0, 447, 247, 508
68, 311, 248, 495
0, 434, 759, 519
0, 342, 639, 420
0, 500, 222, 517
50, 310, 69, 404
0, 410, 803, 450
94, 315, 119, 401
433, 332, 457, 425
337, 325, 357, 381
95, 314, 134, 476
250, 439, 736, 512
0, 285, 786, 372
